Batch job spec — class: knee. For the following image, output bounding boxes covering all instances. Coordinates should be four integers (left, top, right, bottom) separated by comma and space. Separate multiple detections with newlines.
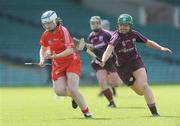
111, 80, 123, 87
137, 84, 150, 96
133, 82, 149, 96
54, 88, 64, 96
98, 78, 107, 85
133, 86, 144, 96
109, 76, 123, 87
136, 79, 148, 90
111, 82, 119, 87
136, 91, 144, 96
135, 83, 149, 96
140, 83, 149, 91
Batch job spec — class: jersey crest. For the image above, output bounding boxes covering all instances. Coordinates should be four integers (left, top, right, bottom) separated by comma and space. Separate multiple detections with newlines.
48, 40, 52, 45
99, 36, 103, 41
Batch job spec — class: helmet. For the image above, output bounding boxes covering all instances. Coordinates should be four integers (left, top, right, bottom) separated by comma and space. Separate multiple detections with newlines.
89, 16, 102, 32
41, 10, 58, 26
117, 14, 133, 25
90, 16, 101, 23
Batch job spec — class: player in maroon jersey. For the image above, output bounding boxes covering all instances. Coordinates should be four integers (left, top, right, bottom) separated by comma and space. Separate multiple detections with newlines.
87, 16, 123, 107
100, 14, 172, 116
101, 19, 117, 96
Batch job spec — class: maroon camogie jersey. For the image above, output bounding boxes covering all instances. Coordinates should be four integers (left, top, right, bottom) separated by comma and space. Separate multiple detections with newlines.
88, 29, 112, 58
109, 30, 148, 65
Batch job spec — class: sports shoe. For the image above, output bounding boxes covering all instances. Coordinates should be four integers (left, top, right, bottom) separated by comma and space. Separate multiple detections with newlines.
71, 99, 78, 109
84, 112, 93, 118
108, 101, 116, 108
152, 112, 160, 117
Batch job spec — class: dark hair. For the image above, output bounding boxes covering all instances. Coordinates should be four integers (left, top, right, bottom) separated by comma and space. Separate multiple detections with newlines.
56, 17, 62, 26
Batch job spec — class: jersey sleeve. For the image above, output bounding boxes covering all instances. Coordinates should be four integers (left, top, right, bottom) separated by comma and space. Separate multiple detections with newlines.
62, 26, 74, 49
87, 33, 92, 44
109, 32, 119, 47
105, 30, 112, 42
39, 33, 49, 47
134, 30, 148, 43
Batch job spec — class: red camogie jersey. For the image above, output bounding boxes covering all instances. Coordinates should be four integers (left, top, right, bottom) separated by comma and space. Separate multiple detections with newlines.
40, 25, 81, 80
40, 25, 79, 66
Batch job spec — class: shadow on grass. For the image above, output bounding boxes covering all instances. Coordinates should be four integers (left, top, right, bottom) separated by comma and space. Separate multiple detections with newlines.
115, 106, 146, 109
55, 115, 180, 121
142, 115, 180, 118
55, 117, 112, 120
74, 117, 112, 120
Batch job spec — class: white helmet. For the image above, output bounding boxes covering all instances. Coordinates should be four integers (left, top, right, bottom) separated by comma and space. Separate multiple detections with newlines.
89, 16, 102, 32
41, 10, 58, 26
89, 16, 101, 24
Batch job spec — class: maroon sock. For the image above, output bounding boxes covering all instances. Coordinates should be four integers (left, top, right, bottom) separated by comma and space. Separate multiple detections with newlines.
82, 107, 89, 114
102, 88, 114, 103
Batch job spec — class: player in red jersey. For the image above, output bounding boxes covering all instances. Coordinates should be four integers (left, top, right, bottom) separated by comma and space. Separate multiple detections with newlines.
100, 14, 172, 116
38, 10, 92, 118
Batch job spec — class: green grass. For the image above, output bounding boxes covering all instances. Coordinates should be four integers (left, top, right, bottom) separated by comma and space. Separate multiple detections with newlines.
0, 85, 180, 126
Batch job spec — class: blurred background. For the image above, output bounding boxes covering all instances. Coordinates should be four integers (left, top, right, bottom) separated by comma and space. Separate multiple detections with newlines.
0, 0, 180, 86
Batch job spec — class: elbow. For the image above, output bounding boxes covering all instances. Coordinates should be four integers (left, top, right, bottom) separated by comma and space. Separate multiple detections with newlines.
145, 40, 152, 47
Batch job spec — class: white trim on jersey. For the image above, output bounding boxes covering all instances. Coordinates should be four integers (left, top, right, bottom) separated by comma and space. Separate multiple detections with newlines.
94, 42, 106, 49
62, 26, 77, 60
62, 26, 71, 48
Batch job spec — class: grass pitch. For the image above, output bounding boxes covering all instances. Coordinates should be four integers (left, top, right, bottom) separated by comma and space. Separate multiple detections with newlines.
0, 85, 180, 126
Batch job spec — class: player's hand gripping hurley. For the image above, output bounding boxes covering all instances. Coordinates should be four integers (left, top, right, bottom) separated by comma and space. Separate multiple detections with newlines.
73, 37, 102, 63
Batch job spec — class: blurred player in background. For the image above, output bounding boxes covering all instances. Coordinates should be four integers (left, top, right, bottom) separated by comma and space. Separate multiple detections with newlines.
86, 16, 123, 107
100, 14, 172, 116
102, 19, 110, 31
99, 19, 117, 96
38, 10, 92, 118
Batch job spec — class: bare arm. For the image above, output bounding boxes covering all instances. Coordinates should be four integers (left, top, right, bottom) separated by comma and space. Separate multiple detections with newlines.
50, 48, 73, 59
145, 39, 172, 54
39, 46, 48, 67
77, 38, 94, 51
100, 44, 114, 67
39, 46, 47, 62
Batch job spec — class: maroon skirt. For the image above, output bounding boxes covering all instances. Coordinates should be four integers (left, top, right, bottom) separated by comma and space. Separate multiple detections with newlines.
116, 57, 145, 86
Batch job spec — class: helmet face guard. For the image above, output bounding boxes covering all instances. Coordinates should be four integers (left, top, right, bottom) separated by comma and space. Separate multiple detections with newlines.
117, 14, 133, 26
41, 10, 58, 31
117, 14, 133, 34
89, 16, 102, 32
